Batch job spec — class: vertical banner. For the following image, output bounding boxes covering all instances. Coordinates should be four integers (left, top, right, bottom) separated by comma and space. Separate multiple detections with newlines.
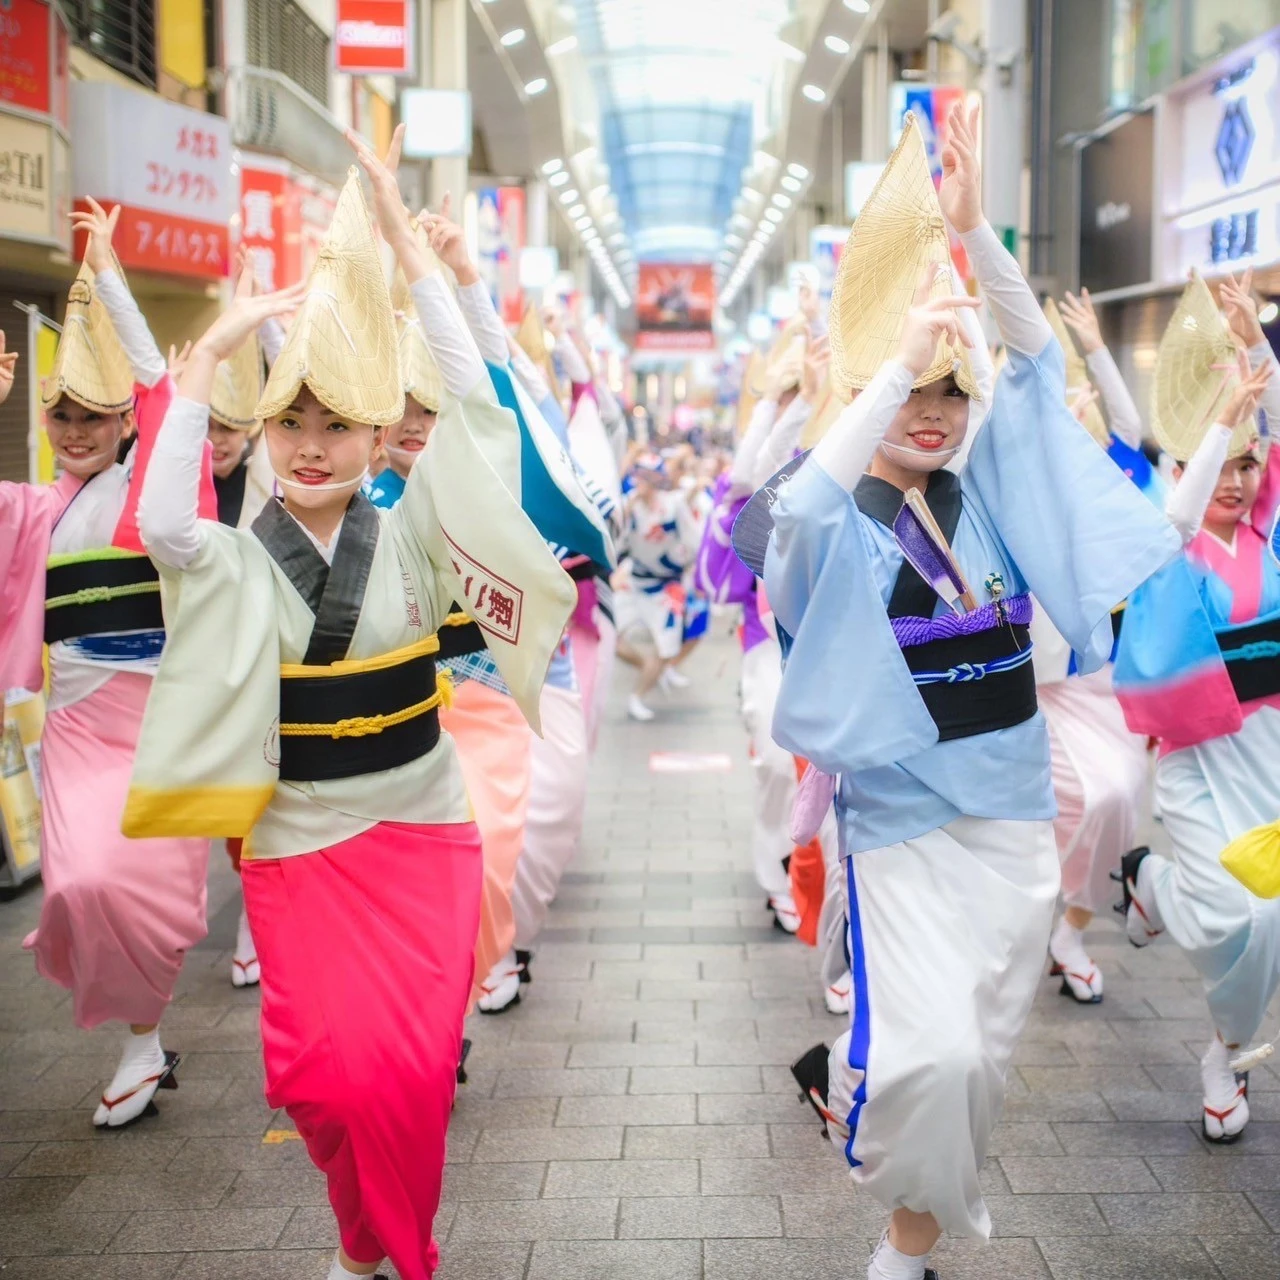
809, 227, 846, 308
26, 305, 59, 484
635, 264, 715, 353
475, 186, 526, 326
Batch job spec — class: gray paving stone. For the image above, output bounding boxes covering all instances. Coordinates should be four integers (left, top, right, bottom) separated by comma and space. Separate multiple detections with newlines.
700, 1156, 850, 1197
0, 1173, 81, 1213
107, 1207, 292, 1252
620, 1193, 782, 1238
0, 1210, 128, 1255
492, 1066, 629, 1097
526, 1238, 702, 1280
172, 1252, 333, 1279
1036, 1234, 1221, 1279
704, 1237, 873, 1279
1050, 1120, 1204, 1154
565, 1040, 695, 1067
471, 1126, 624, 1162
999, 1155, 1161, 1193
629, 1065, 763, 1094
62, 1168, 235, 1212
1147, 1153, 1280, 1191
542, 1158, 699, 1198
1197, 1233, 1280, 1277
986, 1122, 1066, 1156
440, 1161, 545, 1202
926, 1238, 1054, 1278
985, 1192, 1109, 1236
435, 1241, 532, 1280
0, 1259, 184, 1280
623, 1124, 770, 1159
1097, 1189, 1267, 1233
556, 1092, 696, 1126
448, 1195, 618, 1241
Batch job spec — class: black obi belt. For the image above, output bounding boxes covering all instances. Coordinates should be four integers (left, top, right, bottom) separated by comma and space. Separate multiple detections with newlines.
1218, 614, 1280, 705
278, 636, 449, 783
44, 551, 164, 644
893, 597, 1038, 743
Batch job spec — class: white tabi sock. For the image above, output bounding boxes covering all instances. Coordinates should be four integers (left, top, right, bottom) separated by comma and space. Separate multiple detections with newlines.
327, 1254, 378, 1280
868, 1235, 929, 1280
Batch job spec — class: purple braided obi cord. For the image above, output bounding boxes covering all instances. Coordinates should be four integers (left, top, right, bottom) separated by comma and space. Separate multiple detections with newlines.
891, 593, 1033, 649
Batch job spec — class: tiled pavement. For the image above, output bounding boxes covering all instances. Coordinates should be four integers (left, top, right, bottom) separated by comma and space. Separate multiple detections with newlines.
3, 627, 1280, 1279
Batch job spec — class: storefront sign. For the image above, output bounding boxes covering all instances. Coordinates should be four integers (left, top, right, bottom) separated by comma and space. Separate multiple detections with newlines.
0, 0, 49, 115
0, 108, 67, 247
334, 0, 412, 76
1078, 110, 1155, 294
636, 263, 715, 354
71, 81, 231, 279
237, 155, 339, 289
1159, 36, 1280, 284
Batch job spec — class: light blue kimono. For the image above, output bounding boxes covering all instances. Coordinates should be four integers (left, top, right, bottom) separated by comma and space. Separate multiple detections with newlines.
764, 338, 1182, 856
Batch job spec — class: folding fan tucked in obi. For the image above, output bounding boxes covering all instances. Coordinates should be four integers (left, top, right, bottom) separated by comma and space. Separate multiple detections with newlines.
893, 488, 977, 614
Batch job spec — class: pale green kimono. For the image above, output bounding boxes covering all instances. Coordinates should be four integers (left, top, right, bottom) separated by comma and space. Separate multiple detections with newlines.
125, 383, 577, 859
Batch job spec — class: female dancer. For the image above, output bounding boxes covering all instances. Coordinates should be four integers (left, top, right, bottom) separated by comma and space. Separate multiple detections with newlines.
769, 106, 1177, 1279
1, 200, 213, 1128
131, 131, 574, 1280
1115, 270, 1280, 1143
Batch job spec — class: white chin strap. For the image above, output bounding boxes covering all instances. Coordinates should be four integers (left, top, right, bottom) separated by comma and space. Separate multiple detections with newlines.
270, 467, 368, 494
879, 440, 962, 465
56, 446, 118, 472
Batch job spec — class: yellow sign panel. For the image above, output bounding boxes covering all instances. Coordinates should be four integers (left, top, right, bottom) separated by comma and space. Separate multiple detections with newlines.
36, 318, 58, 484
159, 0, 207, 89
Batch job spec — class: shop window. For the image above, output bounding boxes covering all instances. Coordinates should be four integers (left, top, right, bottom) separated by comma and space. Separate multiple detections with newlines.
66, 0, 158, 89
246, 0, 332, 109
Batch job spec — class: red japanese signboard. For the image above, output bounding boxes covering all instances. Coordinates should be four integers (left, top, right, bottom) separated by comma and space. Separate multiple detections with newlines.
0, 0, 50, 116
238, 158, 340, 290
334, 0, 413, 76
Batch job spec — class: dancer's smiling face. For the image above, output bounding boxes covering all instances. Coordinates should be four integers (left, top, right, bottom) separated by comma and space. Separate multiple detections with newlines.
44, 395, 132, 478
879, 374, 970, 474
265, 386, 383, 511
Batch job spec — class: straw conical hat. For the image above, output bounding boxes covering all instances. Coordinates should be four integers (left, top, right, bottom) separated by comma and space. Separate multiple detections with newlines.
257, 168, 402, 427
736, 351, 766, 437
517, 304, 565, 405
827, 114, 980, 401
210, 335, 265, 433
1044, 298, 1109, 448
800, 374, 843, 450
41, 260, 134, 413
1150, 271, 1256, 461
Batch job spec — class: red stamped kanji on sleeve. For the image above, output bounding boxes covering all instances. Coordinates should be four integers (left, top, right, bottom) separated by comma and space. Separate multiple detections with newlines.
442, 531, 524, 646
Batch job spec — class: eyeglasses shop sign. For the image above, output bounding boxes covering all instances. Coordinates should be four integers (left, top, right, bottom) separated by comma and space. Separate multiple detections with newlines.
1078, 111, 1155, 294
0, 109, 69, 249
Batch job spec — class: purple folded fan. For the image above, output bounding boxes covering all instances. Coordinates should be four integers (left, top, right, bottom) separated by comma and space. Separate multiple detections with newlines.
892, 488, 976, 615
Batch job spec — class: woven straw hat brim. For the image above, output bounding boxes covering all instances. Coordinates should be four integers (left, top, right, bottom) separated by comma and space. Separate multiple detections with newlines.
827, 114, 980, 402
1151, 272, 1257, 462
209, 335, 264, 431
1043, 298, 1110, 448
41, 261, 135, 414
257, 168, 403, 428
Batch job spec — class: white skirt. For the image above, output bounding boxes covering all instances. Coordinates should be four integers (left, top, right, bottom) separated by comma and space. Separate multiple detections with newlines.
1039, 667, 1151, 913
1150, 705, 1280, 1046
739, 637, 795, 898
827, 816, 1059, 1238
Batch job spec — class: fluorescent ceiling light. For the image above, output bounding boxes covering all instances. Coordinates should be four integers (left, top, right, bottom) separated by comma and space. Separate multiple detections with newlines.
499, 28, 526, 47
546, 35, 578, 55
780, 175, 802, 192
608, 233, 626, 245
559, 188, 579, 203
787, 162, 810, 179
569, 203, 586, 218
590, 184, 610, 199
542, 158, 564, 175
525, 77, 548, 96
772, 192, 792, 208
725, 233, 743, 247
549, 170, 570, 187
844, 0, 871, 11
575, 215, 593, 230
802, 83, 827, 102
754, 150, 778, 170
825, 34, 851, 54
1260, 302, 1279, 323
731, 213, 752, 229
778, 39, 806, 62
764, 207, 784, 223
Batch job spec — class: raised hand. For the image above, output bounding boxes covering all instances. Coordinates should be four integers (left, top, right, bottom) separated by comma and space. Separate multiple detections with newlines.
1069, 384, 1101, 424
896, 263, 980, 378
1220, 347, 1273, 429
802, 335, 830, 401
938, 101, 983, 236
1060, 289, 1104, 354
167, 341, 193, 380
191, 270, 306, 366
1221, 269, 1266, 349
69, 197, 121, 275
0, 331, 17, 407
346, 124, 412, 250
420, 193, 480, 286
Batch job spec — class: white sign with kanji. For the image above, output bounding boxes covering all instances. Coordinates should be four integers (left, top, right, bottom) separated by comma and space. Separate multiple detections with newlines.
70, 81, 232, 224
